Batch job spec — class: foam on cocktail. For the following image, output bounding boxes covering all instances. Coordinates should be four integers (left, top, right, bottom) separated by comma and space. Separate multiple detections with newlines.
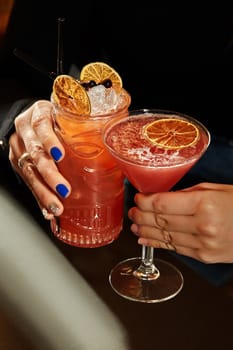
104, 111, 210, 193
106, 113, 209, 167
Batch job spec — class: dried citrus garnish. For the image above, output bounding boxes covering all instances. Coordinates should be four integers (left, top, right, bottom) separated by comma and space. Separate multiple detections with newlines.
144, 118, 200, 149
52, 74, 91, 115
80, 62, 123, 91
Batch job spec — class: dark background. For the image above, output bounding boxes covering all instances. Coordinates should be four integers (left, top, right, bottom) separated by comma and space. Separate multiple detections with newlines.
1, 1, 233, 138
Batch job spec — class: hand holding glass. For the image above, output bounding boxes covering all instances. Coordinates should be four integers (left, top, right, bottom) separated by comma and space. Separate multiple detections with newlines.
102, 109, 211, 302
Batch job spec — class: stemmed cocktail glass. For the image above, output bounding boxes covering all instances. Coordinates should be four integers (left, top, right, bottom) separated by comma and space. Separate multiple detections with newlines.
102, 109, 210, 303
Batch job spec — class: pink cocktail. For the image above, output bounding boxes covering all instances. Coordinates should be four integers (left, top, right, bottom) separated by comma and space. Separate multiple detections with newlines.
103, 109, 210, 303
104, 110, 209, 194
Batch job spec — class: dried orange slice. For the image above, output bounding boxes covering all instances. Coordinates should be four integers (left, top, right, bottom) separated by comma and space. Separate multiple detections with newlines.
52, 74, 91, 115
80, 62, 123, 91
144, 118, 199, 149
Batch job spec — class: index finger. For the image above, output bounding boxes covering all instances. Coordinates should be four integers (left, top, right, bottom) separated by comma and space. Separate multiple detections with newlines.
134, 190, 202, 215
31, 100, 65, 161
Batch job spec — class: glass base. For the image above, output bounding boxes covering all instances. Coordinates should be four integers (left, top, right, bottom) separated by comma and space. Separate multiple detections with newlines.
109, 257, 184, 303
50, 216, 122, 248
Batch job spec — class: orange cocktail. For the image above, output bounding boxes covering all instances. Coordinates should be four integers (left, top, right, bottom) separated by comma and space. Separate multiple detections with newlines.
50, 62, 131, 247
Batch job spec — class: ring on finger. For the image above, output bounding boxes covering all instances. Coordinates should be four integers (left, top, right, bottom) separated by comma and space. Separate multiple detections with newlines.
161, 230, 176, 251
18, 152, 33, 169
162, 229, 173, 244
164, 241, 176, 252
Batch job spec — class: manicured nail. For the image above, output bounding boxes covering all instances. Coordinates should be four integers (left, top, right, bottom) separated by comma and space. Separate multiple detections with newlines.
56, 184, 69, 198
48, 202, 60, 215
50, 147, 62, 161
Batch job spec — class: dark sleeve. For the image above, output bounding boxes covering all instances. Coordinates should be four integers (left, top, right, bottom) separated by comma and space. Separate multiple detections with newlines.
0, 98, 36, 158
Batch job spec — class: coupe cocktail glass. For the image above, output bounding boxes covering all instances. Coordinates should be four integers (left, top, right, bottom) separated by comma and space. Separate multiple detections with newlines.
103, 109, 210, 302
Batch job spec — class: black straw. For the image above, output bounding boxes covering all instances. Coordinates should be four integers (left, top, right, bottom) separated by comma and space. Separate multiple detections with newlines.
13, 18, 66, 80
13, 48, 57, 80
57, 17, 66, 75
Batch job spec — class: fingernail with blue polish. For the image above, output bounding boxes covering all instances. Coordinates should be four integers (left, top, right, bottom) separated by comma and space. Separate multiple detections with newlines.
51, 147, 62, 161
56, 184, 69, 198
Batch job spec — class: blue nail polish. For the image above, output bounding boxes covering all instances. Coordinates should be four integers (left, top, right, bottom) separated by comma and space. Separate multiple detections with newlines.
51, 147, 62, 161
56, 184, 69, 198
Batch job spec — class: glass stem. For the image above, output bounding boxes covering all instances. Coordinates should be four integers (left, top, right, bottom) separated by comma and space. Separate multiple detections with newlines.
133, 245, 160, 281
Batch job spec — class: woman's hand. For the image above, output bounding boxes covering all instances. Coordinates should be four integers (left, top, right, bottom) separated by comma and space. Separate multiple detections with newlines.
128, 182, 233, 263
9, 100, 71, 219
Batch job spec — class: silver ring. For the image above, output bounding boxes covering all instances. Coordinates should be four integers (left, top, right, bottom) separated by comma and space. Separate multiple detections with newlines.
17, 152, 32, 169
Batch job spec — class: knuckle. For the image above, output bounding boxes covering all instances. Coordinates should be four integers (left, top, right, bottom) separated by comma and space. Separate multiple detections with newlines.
31, 113, 48, 128
197, 220, 218, 237
30, 147, 45, 161
151, 195, 165, 213
14, 114, 25, 130
31, 101, 52, 127
42, 166, 55, 179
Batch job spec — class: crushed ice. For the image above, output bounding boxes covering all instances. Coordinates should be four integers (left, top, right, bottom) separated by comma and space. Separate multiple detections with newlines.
87, 85, 121, 115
